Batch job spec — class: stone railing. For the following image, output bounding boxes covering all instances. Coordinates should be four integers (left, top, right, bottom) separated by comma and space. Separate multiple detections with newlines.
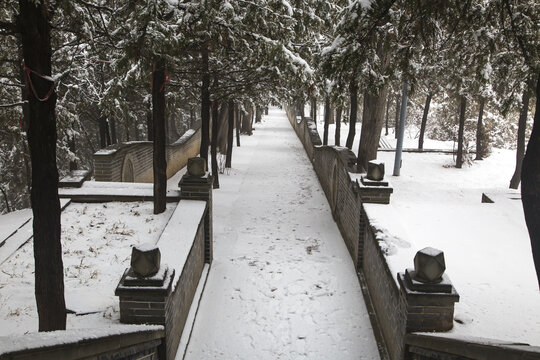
405, 333, 540, 360
93, 127, 201, 182
285, 104, 540, 360
115, 162, 213, 359
0, 326, 165, 360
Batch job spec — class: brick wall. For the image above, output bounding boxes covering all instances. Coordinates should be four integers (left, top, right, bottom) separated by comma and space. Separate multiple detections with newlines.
164, 221, 205, 360
0, 327, 165, 360
94, 127, 201, 182
362, 207, 407, 360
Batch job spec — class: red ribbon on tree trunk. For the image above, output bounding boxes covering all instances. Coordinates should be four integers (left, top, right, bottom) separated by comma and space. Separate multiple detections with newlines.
22, 60, 55, 102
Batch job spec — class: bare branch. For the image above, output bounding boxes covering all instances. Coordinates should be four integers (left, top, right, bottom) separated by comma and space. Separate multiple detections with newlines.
0, 101, 27, 108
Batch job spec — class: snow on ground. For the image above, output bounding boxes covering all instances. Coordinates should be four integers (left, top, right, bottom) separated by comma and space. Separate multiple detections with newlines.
317, 116, 540, 345
184, 108, 380, 359
0, 201, 174, 335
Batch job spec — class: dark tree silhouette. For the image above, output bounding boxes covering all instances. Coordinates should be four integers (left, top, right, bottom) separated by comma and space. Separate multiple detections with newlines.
19, 0, 66, 331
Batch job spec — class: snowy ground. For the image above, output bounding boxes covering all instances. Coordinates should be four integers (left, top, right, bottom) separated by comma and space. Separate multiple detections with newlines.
184, 108, 380, 359
317, 117, 540, 345
0, 201, 174, 335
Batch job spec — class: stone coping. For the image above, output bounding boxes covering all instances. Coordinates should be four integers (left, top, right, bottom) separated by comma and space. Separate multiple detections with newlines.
59, 181, 181, 202
158, 199, 206, 292
405, 333, 540, 359
95, 127, 201, 157
0, 325, 164, 359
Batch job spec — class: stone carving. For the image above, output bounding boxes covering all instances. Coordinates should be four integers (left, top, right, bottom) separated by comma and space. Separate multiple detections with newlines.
367, 160, 385, 181
413, 247, 446, 283
187, 157, 206, 177
130, 244, 161, 277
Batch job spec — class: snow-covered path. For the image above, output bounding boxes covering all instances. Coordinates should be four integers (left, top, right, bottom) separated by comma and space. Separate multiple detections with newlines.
184, 108, 380, 359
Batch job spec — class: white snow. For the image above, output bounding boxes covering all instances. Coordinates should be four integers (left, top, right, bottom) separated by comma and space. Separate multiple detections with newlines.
0, 209, 32, 241
184, 108, 380, 359
58, 181, 181, 199
316, 115, 540, 346
158, 199, 206, 291
0, 201, 174, 335
0, 324, 163, 355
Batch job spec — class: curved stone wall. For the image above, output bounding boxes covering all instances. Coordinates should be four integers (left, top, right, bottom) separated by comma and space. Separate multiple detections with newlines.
93, 127, 201, 183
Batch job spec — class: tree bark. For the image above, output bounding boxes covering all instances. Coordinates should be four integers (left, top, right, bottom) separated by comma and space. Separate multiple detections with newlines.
456, 95, 467, 168
235, 104, 241, 146
226, 100, 234, 168
19, 0, 66, 331
68, 133, 77, 171
385, 95, 390, 136
418, 93, 432, 150
146, 101, 153, 141
358, 87, 389, 171
510, 88, 531, 189
521, 73, 540, 288
346, 79, 358, 150
1, 186, 11, 213
189, 107, 195, 129
323, 97, 330, 145
110, 118, 117, 144
152, 58, 167, 214
394, 93, 400, 139
255, 106, 262, 123
242, 102, 253, 135
475, 98, 485, 160
98, 115, 110, 149
311, 98, 317, 126
211, 100, 220, 189
335, 106, 342, 146
200, 44, 211, 168
168, 113, 179, 143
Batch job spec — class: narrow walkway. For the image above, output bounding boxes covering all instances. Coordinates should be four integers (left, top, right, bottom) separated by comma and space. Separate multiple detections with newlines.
184, 108, 380, 359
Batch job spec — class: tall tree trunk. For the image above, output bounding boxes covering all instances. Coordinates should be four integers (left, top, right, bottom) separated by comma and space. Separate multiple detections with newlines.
190, 107, 195, 128
510, 88, 531, 188
200, 44, 211, 168
226, 100, 234, 168
255, 106, 262, 123
152, 58, 167, 214
68, 132, 77, 171
346, 79, 358, 149
146, 101, 153, 141
235, 104, 241, 146
168, 113, 179, 143
0, 186, 10, 213
311, 97, 317, 125
297, 102, 304, 118
385, 95, 390, 136
323, 97, 330, 145
243, 102, 253, 135
110, 118, 117, 144
475, 98, 485, 160
358, 86, 389, 171
211, 100, 220, 189
394, 93, 400, 139
98, 116, 109, 148
521, 74, 540, 289
19, 0, 66, 331
335, 106, 342, 146
418, 93, 432, 150
456, 95, 467, 169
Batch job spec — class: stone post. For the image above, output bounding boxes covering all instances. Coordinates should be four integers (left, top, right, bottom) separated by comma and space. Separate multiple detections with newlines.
178, 157, 213, 263
115, 245, 175, 325
358, 160, 393, 204
397, 247, 460, 332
